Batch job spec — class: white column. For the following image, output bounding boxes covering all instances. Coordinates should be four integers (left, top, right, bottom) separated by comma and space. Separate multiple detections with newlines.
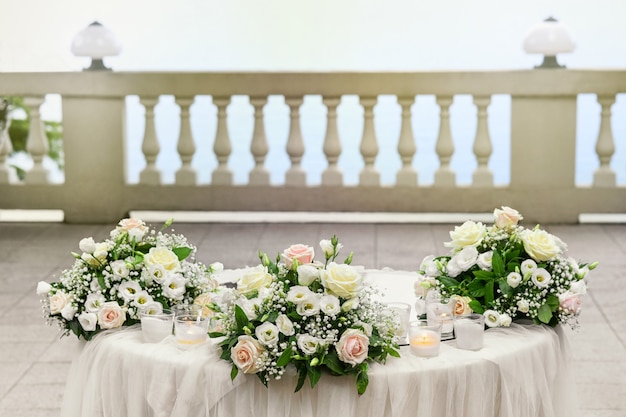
212, 97, 233, 185
396, 96, 417, 186
139, 97, 161, 185
285, 96, 306, 186
472, 96, 494, 187
322, 96, 343, 186
175, 97, 197, 185
0, 120, 14, 184
434, 96, 455, 187
249, 97, 270, 185
593, 95, 616, 187
23, 96, 49, 184
359, 96, 380, 186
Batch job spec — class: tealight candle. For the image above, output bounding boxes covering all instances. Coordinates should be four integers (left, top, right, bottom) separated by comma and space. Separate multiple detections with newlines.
140, 310, 173, 343
174, 314, 209, 349
426, 302, 454, 339
408, 320, 442, 357
453, 314, 485, 351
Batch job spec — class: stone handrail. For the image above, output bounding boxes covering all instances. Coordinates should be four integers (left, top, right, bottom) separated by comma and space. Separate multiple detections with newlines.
0, 70, 624, 223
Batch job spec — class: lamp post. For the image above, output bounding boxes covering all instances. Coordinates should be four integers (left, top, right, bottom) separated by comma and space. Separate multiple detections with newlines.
71, 21, 122, 71
523, 17, 575, 69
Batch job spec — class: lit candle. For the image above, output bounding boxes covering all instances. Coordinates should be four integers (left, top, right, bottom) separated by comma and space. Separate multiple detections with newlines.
427, 303, 454, 336
409, 329, 441, 357
174, 315, 209, 349
453, 314, 484, 351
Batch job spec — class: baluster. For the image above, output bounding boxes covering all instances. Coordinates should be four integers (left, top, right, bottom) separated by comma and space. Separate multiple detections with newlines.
212, 97, 233, 185
322, 96, 343, 186
593, 95, 616, 187
396, 96, 417, 186
434, 96, 455, 186
0, 119, 14, 183
175, 97, 197, 185
23, 96, 49, 184
139, 97, 161, 185
285, 96, 306, 186
472, 96, 494, 187
249, 97, 270, 185
359, 96, 380, 186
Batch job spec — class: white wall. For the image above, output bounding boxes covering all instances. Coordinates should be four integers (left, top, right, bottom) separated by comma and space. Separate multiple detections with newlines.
1, 0, 625, 72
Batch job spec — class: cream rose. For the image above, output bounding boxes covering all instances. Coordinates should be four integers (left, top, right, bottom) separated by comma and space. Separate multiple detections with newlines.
444, 221, 487, 250
237, 265, 273, 296
448, 295, 472, 316
49, 291, 70, 315
194, 293, 215, 318
493, 206, 523, 230
97, 301, 126, 329
520, 229, 564, 262
143, 247, 181, 272
336, 329, 369, 366
281, 244, 315, 269
319, 262, 363, 299
231, 335, 265, 374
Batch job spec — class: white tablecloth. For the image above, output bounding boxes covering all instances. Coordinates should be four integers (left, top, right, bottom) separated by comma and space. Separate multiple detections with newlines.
61, 270, 578, 417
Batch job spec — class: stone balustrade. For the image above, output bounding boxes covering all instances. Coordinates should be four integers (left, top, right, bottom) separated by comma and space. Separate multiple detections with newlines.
0, 70, 624, 223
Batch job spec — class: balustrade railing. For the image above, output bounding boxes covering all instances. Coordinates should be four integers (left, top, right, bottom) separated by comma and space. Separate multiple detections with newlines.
0, 70, 624, 223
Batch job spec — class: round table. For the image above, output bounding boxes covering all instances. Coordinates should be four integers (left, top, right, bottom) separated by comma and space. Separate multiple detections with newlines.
60, 270, 578, 417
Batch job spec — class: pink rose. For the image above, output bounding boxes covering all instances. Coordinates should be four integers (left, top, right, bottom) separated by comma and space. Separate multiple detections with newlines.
97, 301, 126, 329
117, 218, 148, 240
559, 292, 583, 315
280, 244, 315, 269
494, 206, 523, 230
231, 335, 265, 374
336, 328, 369, 366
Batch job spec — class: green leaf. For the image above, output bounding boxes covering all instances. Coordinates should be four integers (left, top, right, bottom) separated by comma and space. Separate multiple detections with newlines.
498, 280, 513, 298
537, 303, 553, 324
230, 364, 239, 380
469, 300, 484, 314
438, 276, 461, 288
308, 365, 322, 388
356, 364, 369, 395
97, 274, 106, 290
208, 331, 226, 338
234, 305, 249, 332
492, 251, 506, 277
322, 351, 345, 375
472, 270, 495, 280
546, 294, 560, 311
294, 365, 307, 393
276, 346, 293, 368
485, 281, 494, 305
387, 347, 401, 358
172, 246, 193, 261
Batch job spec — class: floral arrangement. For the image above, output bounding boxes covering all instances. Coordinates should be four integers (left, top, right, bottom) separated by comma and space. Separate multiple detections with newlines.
37, 218, 221, 340
416, 207, 597, 328
209, 236, 400, 395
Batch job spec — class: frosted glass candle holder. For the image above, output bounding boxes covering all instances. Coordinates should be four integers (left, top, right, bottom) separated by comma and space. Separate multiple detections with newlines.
140, 309, 174, 343
409, 320, 442, 358
385, 302, 412, 345
426, 302, 454, 340
172, 304, 203, 318
453, 313, 485, 351
174, 314, 209, 349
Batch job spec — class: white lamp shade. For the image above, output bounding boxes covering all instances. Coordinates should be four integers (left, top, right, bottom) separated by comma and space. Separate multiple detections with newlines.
71, 21, 122, 58
523, 17, 575, 56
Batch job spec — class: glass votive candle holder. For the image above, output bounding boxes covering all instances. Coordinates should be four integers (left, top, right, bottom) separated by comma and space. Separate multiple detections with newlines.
174, 314, 209, 349
172, 304, 203, 318
426, 302, 454, 340
140, 309, 174, 343
385, 302, 412, 345
408, 320, 442, 357
453, 313, 485, 351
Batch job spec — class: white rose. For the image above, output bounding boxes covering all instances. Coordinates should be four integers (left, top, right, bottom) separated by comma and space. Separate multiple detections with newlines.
506, 272, 522, 288
97, 301, 126, 329
483, 310, 501, 328
36, 281, 51, 296
49, 291, 70, 315
210, 262, 224, 273
238, 297, 261, 321
320, 262, 363, 299
297, 265, 319, 286
287, 285, 315, 304
319, 294, 341, 316
341, 297, 360, 312
237, 265, 273, 296
520, 229, 564, 262
569, 280, 587, 296
446, 258, 462, 278
493, 206, 523, 230
231, 335, 265, 374
531, 268, 552, 288
444, 221, 487, 250
452, 246, 479, 271
85, 293, 106, 313
295, 295, 321, 317
517, 299, 530, 313
520, 259, 538, 276
498, 313, 512, 327
420, 255, 442, 277
255, 322, 280, 346
78, 312, 98, 331
61, 303, 78, 321
79, 237, 97, 253
144, 247, 181, 272
276, 314, 295, 336
336, 329, 369, 366
477, 251, 493, 271
297, 334, 323, 355
414, 274, 437, 298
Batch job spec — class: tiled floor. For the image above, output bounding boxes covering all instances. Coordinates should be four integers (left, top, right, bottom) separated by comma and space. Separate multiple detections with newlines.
0, 221, 625, 417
